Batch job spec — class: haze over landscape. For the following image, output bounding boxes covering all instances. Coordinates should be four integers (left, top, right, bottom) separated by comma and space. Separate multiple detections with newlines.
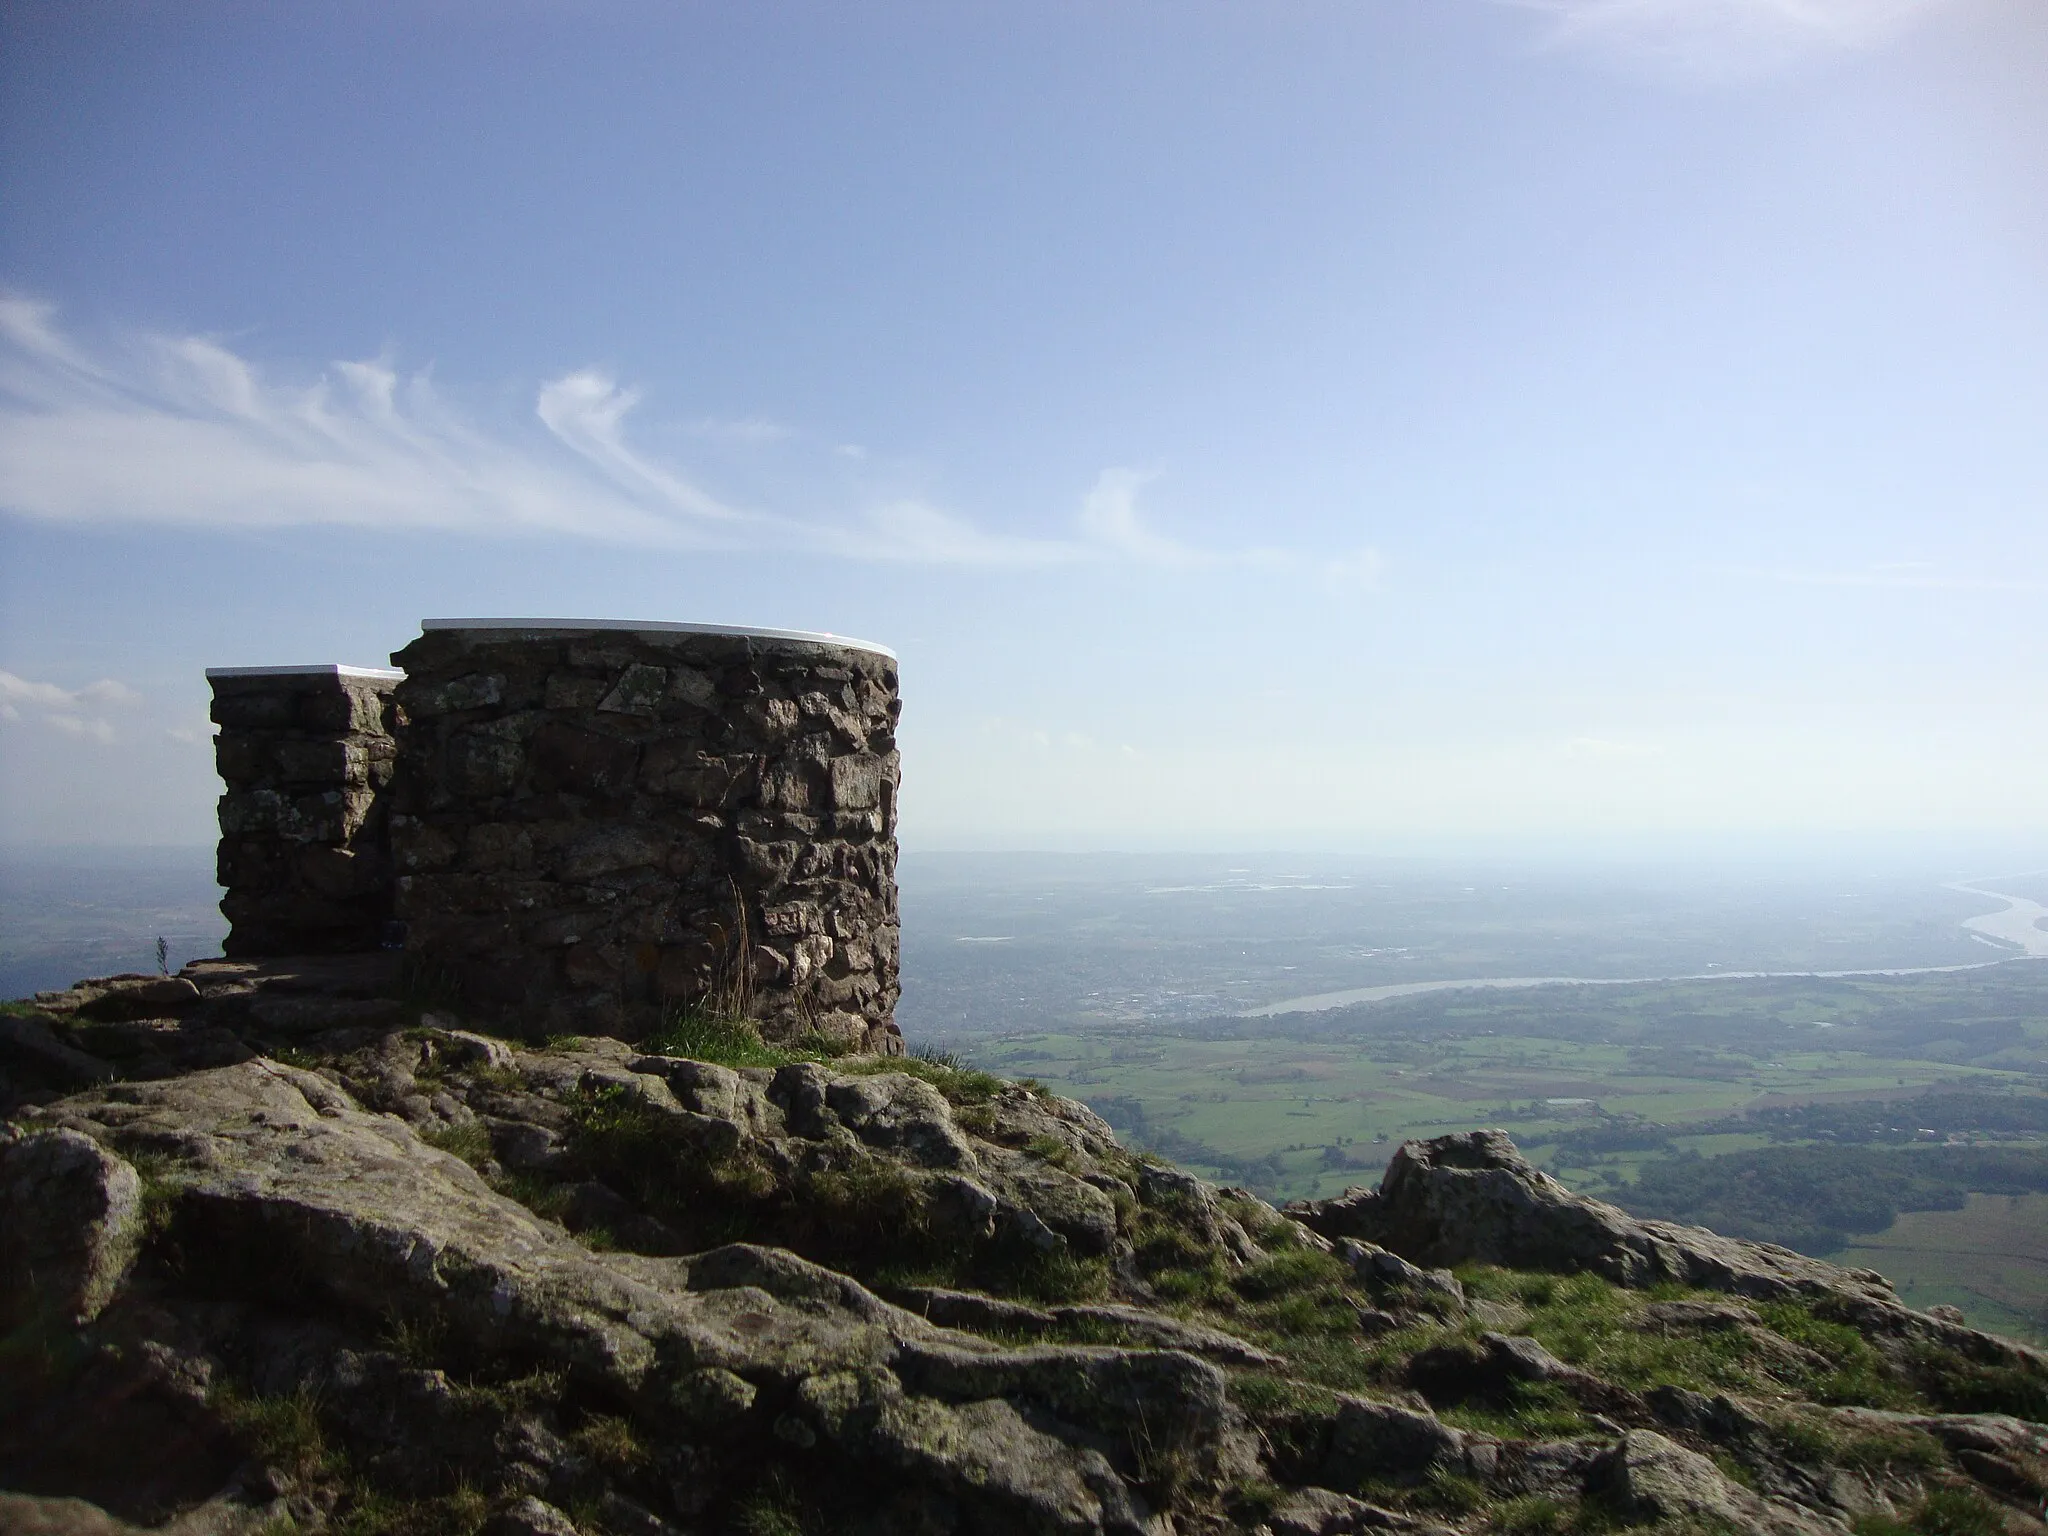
7, 0, 2048, 1360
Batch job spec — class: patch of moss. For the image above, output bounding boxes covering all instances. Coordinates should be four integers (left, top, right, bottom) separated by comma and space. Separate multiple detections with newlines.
1439, 1379, 1593, 1441
1493, 1493, 1577, 1535
1233, 1247, 1349, 1302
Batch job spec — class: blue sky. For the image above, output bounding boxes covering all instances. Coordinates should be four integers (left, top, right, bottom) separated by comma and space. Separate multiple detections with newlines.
1, 0, 2043, 853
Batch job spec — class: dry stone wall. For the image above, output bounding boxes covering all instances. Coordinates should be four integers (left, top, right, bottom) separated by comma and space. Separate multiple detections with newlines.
385, 620, 902, 1050
208, 665, 403, 956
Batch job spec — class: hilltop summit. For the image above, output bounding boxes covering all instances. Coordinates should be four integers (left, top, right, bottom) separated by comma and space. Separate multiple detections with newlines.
4, 957, 2046, 1535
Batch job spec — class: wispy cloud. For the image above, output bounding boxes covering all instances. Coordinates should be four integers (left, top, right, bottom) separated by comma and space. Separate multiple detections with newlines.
0, 297, 691, 546
0, 669, 142, 744
1759, 562, 2048, 592
1499, 0, 1959, 77
0, 297, 1384, 582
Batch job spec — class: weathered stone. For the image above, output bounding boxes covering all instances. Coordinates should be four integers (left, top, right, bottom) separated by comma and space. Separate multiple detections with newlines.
1335, 1238, 1464, 1307
1321, 1396, 1468, 1489
1587, 1429, 1753, 1525
208, 666, 400, 956
1, 1013, 115, 1090
0, 1129, 143, 1328
823, 1073, 978, 1171
481, 1496, 582, 1536
1259, 1486, 1428, 1535
387, 623, 901, 1047
1291, 1130, 1902, 1304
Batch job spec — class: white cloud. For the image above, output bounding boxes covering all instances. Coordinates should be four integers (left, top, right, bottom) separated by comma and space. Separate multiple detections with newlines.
0, 297, 1387, 585
0, 669, 141, 744
1500, 0, 1959, 76
1080, 468, 1205, 565
0, 298, 688, 546
1076, 467, 1335, 577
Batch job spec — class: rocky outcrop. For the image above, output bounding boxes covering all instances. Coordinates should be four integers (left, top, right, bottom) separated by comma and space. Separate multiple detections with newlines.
0, 1128, 142, 1329
6, 966, 2048, 1535
1289, 1129, 1902, 1303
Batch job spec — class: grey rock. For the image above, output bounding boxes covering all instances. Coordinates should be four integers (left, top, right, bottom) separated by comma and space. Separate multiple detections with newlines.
895, 1287, 1282, 1367
34, 975, 205, 1022
1335, 1238, 1464, 1307
1259, 1486, 1426, 1534
24, 1061, 1225, 1532
0, 1128, 143, 1328
1643, 1299, 1761, 1331
927, 1175, 1000, 1239
0, 1013, 115, 1089
1292, 1131, 1913, 1308
795, 1366, 1161, 1536
1587, 1429, 1752, 1525
481, 1496, 581, 1536
1482, 1332, 1577, 1383
824, 1072, 979, 1171
1321, 1395, 1467, 1489
437, 1029, 516, 1071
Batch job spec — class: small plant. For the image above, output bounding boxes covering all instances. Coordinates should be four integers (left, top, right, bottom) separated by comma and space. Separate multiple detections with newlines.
131, 1152, 184, 1242
733, 1468, 814, 1536
644, 1008, 789, 1069
573, 1411, 648, 1470
380, 1311, 448, 1366
155, 936, 169, 975
421, 1122, 492, 1168
1410, 1468, 1486, 1515
1910, 1487, 2010, 1536
1024, 1133, 1080, 1170
1494, 1494, 1575, 1535
211, 1383, 336, 1485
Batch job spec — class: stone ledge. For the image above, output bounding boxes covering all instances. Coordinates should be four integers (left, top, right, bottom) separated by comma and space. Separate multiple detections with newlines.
206, 664, 407, 681
419, 617, 897, 661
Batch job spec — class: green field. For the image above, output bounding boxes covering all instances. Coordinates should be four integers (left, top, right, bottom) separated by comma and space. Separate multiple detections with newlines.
953, 965, 2048, 1336
1834, 1192, 2048, 1342
982, 1025, 2016, 1202
973, 965, 2048, 1200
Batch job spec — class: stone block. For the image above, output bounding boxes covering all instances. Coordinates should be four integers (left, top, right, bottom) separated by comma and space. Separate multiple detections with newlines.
207, 664, 401, 955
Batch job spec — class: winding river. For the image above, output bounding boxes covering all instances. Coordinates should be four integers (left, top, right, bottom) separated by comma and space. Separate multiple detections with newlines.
1241, 877, 2048, 1018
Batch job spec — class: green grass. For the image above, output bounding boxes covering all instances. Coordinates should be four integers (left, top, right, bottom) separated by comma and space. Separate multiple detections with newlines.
640, 1008, 791, 1068
1855, 1488, 2011, 1536
210, 1383, 338, 1485
1762, 1410, 1945, 1473
420, 1121, 492, 1167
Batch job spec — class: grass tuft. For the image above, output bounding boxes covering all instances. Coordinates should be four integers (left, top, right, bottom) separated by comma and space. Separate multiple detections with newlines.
211, 1383, 336, 1485
420, 1122, 492, 1168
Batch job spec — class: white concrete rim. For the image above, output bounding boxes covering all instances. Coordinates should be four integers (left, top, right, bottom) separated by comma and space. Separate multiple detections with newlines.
419, 617, 897, 661
206, 664, 407, 681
